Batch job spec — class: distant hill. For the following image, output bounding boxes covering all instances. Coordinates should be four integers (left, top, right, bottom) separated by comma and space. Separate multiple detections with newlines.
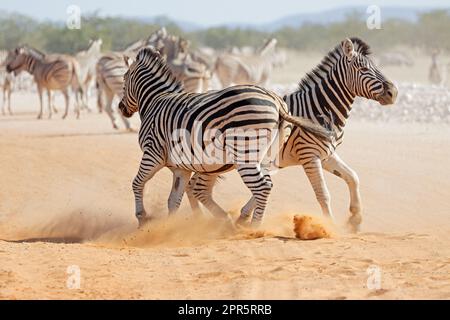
260, 6, 438, 31
134, 6, 449, 31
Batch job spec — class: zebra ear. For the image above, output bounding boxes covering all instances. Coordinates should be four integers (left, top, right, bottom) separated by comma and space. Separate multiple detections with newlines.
342, 38, 355, 59
123, 55, 133, 68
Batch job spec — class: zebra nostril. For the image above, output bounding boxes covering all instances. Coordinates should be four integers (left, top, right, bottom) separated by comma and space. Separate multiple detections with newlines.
387, 90, 393, 98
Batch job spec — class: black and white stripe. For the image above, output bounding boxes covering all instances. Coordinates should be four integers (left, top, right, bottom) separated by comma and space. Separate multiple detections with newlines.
96, 52, 133, 130
187, 38, 398, 231
119, 47, 330, 227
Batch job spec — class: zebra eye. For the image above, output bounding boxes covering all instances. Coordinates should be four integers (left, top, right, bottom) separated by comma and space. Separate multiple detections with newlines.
360, 67, 370, 72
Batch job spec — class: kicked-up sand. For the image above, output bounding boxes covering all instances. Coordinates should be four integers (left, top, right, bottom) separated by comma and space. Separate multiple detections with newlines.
0, 92, 449, 299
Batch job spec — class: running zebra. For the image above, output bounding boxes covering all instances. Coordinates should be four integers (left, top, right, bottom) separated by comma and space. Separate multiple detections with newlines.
185, 38, 398, 231
6, 46, 82, 119
119, 47, 331, 227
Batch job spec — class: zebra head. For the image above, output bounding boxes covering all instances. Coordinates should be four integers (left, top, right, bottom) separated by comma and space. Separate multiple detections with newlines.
6, 46, 44, 75
6, 47, 28, 75
119, 46, 183, 118
341, 38, 398, 106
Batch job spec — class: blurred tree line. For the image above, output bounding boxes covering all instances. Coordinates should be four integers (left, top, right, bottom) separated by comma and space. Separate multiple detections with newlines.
0, 9, 449, 54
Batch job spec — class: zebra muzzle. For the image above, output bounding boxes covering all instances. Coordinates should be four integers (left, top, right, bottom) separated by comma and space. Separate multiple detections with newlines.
118, 101, 133, 118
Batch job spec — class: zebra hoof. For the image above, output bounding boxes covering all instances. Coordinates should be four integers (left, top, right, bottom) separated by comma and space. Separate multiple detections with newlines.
346, 214, 362, 233
235, 215, 251, 227
37, 114, 43, 120
137, 214, 152, 229
249, 219, 263, 229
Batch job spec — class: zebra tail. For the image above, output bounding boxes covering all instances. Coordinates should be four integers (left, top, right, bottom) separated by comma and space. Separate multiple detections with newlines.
279, 106, 332, 142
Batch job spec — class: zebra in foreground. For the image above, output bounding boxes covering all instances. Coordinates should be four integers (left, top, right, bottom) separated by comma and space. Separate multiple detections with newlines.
185, 38, 398, 232
118, 47, 331, 227
6, 46, 82, 119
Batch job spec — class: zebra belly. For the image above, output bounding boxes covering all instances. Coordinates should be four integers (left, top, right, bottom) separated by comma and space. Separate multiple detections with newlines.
42, 70, 72, 89
279, 131, 337, 168
167, 163, 236, 174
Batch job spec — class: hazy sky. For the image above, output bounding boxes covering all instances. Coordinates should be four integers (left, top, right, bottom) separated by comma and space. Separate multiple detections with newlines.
1, 0, 449, 26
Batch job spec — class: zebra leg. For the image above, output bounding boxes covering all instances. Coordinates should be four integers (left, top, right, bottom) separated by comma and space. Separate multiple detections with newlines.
167, 169, 191, 215
237, 168, 271, 223
191, 174, 230, 219
46, 90, 53, 119
119, 112, 132, 131
186, 173, 203, 215
51, 94, 58, 114
133, 155, 164, 227
303, 158, 334, 220
61, 89, 73, 119
322, 153, 362, 233
96, 83, 104, 114
72, 89, 80, 119
7, 88, 12, 115
1, 87, 5, 115
36, 85, 43, 119
83, 88, 92, 113
237, 197, 256, 225
103, 90, 119, 129
237, 165, 273, 227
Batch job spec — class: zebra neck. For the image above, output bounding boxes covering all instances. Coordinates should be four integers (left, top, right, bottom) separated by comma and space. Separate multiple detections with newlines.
289, 67, 355, 135
137, 78, 183, 118
26, 55, 38, 74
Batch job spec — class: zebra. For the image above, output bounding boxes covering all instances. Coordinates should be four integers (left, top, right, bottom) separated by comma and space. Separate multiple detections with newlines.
6, 46, 82, 119
75, 38, 103, 111
118, 47, 331, 227
1, 50, 14, 115
95, 33, 174, 130
96, 51, 133, 130
184, 38, 398, 232
96, 30, 211, 130
214, 38, 281, 88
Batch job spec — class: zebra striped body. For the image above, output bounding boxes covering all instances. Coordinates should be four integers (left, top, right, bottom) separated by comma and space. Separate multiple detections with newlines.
96, 52, 132, 129
187, 38, 398, 231
119, 47, 330, 227
6, 46, 81, 119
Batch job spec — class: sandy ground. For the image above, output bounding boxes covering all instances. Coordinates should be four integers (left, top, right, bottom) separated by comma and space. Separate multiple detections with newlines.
0, 92, 449, 300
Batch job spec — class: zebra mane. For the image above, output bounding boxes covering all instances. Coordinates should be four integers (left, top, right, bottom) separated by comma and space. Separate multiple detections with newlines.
20, 45, 46, 60
136, 47, 184, 92
298, 37, 372, 90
